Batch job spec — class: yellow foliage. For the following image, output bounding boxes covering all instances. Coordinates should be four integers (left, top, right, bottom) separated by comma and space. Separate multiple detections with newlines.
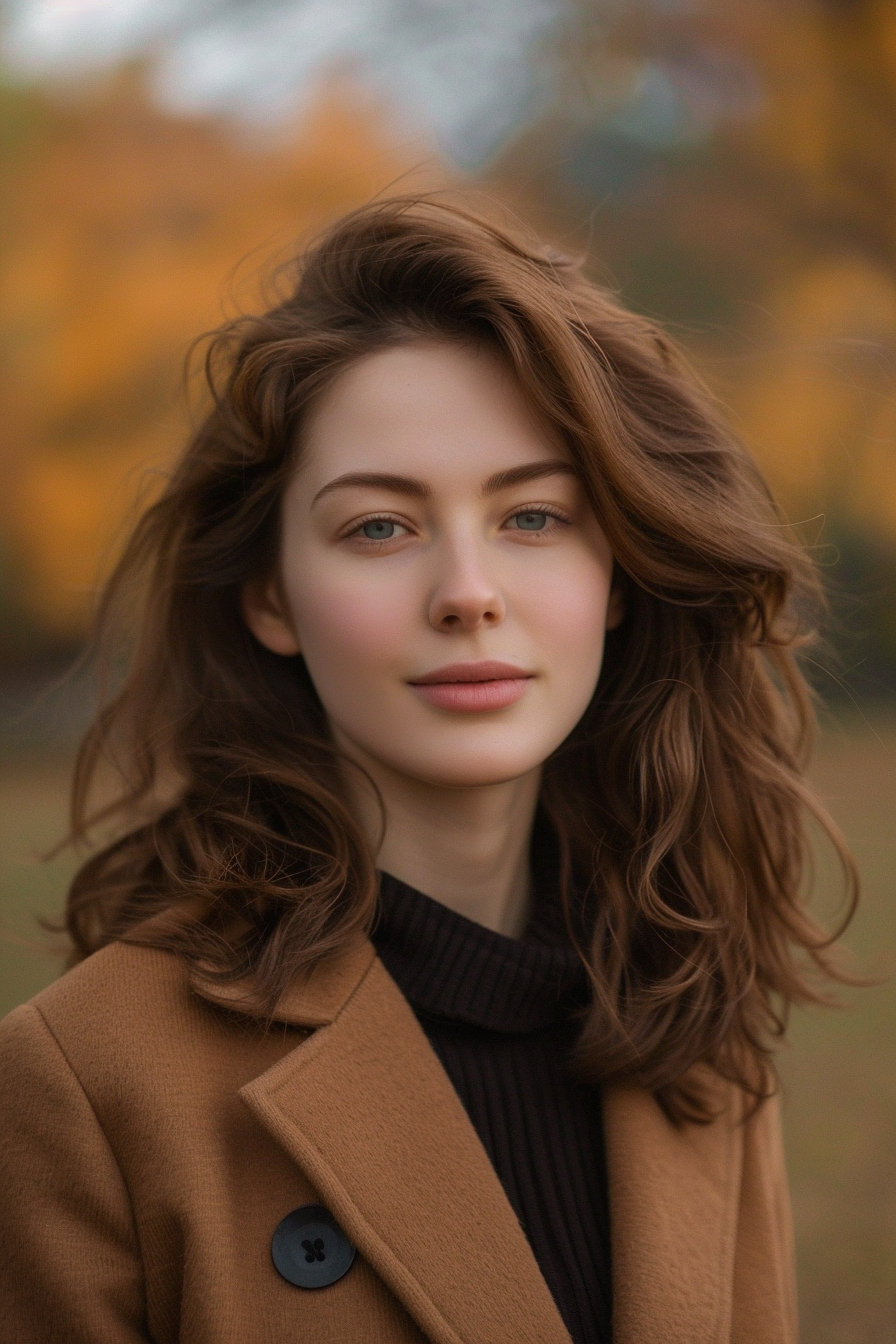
749, 11, 837, 181
851, 395, 896, 537
0, 73, 441, 635
730, 259, 896, 520
705, 1, 896, 546
4, 8, 896, 642
14, 442, 165, 636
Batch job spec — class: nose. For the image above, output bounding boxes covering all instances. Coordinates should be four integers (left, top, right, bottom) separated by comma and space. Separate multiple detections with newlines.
427, 539, 507, 634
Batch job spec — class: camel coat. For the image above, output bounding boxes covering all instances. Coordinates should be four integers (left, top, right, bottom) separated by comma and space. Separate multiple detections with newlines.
0, 935, 797, 1344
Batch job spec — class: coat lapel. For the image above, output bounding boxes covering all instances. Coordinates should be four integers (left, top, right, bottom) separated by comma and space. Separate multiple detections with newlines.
195, 945, 743, 1344
237, 951, 572, 1344
603, 1079, 742, 1344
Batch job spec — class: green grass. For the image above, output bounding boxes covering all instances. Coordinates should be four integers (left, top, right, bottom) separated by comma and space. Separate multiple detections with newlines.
780, 714, 896, 1341
1, 717, 895, 1338
0, 755, 78, 1014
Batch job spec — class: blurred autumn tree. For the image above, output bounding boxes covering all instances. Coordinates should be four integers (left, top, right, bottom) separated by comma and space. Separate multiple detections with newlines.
493, 0, 896, 694
0, 68, 428, 662
0, 0, 895, 695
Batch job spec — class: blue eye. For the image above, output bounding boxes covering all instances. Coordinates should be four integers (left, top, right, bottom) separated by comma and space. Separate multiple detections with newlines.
511, 511, 548, 531
361, 519, 396, 540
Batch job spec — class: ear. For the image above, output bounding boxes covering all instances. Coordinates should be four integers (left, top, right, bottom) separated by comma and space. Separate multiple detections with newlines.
241, 576, 301, 657
605, 573, 626, 632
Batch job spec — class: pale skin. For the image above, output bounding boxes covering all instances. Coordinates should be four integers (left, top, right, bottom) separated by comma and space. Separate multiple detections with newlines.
243, 341, 622, 937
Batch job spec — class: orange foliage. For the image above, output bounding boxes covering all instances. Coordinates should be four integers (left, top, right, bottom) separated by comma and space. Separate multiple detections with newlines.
0, 71, 440, 636
727, 255, 896, 534
4, 1, 896, 643
722, 1, 896, 533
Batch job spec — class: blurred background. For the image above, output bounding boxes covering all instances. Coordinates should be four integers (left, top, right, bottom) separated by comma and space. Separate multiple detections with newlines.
0, 0, 894, 1337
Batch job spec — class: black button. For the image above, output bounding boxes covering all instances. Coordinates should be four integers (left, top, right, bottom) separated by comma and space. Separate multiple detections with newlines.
271, 1204, 357, 1289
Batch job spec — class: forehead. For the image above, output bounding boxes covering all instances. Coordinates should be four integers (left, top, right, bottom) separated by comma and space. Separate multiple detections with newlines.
294, 341, 568, 493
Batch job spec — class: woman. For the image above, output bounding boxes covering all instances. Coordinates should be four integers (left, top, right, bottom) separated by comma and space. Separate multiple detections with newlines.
0, 196, 853, 1343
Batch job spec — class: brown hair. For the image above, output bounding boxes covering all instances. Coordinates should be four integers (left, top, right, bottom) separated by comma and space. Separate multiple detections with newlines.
63, 195, 855, 1119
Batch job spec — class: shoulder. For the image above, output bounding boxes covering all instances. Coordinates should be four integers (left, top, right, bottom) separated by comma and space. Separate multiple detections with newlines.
3, 940, 196, 1064
0, 940, 302, 1125
604, 1072, 796, 1341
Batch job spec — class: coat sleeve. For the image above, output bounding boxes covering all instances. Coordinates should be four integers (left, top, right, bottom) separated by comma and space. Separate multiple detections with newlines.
730, 1091, 799, 1344
0, 1003, 151, 1344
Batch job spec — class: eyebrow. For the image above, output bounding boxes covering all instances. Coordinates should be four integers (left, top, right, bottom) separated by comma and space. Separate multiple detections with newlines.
482, 461, 578, 495
310, 460, 577, 509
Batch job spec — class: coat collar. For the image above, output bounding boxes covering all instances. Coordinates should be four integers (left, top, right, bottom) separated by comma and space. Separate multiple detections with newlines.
191, 943, 742, 1344
189, 938, 377, 1028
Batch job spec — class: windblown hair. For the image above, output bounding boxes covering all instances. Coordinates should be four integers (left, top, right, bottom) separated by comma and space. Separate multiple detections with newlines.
64, 195, 855, 1119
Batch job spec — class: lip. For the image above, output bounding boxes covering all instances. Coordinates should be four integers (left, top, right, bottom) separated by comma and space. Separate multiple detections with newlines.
408, 661, 531, 685
407, 661, 533, 713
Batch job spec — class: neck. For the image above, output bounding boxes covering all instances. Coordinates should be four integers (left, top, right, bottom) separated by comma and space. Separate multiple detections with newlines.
338, 741, 541, 939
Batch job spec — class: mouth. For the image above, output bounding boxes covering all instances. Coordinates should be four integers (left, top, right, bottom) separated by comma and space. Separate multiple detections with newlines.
406, 661, 533, 713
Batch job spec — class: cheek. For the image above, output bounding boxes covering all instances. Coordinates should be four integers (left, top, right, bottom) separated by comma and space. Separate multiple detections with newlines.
283, 558, 413, 674
517, 550, 613, 666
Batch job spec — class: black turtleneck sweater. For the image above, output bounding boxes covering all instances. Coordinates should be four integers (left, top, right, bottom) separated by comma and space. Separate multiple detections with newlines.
372, 870, 612, 1344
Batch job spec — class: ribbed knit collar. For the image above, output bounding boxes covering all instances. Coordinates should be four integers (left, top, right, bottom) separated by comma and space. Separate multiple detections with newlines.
372, 867, 591, 1035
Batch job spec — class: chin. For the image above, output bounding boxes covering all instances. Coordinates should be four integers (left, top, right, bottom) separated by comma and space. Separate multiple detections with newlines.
392, 751, 546, 790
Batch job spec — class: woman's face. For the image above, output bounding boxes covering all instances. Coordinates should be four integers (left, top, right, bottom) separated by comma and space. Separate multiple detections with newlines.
244, 341, 621, 789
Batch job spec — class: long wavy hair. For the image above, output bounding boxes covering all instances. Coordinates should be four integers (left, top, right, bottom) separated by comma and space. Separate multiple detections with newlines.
63, 195, 855, 1119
